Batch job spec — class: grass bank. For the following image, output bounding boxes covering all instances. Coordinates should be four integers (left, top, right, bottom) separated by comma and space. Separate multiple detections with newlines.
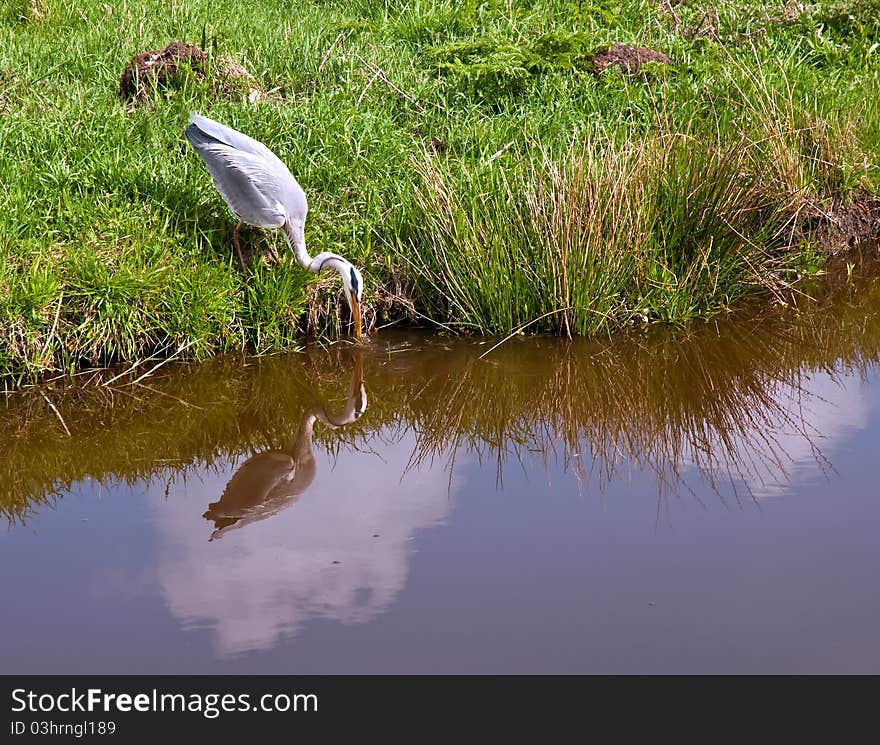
2, 0, 880, 380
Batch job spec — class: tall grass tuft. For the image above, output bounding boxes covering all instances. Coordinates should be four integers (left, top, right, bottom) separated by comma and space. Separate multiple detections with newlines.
400, 131, 799, 336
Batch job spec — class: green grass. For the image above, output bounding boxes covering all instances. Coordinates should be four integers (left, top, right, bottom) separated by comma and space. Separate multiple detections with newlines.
2, 0, 880, 379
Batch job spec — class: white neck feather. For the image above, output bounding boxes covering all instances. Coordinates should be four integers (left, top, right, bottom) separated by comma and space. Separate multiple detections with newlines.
282, 219, 312, 270
282, 220, 349, 278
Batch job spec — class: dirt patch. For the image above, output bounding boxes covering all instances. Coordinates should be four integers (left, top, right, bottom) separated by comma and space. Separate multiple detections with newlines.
589, 44, 673, 76
798, 197, 880, 253
367, 268, 418, 331
119, 41, 207, 103
410, 127, 448, 153
119, 41, 263, 105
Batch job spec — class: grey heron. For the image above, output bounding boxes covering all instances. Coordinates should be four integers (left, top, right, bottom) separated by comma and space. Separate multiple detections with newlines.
185, 112, 363, 338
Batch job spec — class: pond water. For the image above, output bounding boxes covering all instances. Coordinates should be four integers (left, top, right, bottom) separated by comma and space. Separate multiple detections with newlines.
2, 260, 879, 673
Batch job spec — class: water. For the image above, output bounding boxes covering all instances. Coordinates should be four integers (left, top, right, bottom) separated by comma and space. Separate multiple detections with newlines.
2, 261, 879, 673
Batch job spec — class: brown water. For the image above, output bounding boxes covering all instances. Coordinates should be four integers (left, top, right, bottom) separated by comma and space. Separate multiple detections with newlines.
2, 262, 880, 673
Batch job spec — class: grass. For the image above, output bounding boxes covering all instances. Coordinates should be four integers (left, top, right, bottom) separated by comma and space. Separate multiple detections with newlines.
1, 0, 880, 379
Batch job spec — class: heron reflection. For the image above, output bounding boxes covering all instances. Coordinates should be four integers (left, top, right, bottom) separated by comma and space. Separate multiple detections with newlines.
203, 355, 367, 541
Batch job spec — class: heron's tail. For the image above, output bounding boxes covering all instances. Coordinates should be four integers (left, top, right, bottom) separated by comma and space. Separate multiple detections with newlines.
185, 113, 225, 153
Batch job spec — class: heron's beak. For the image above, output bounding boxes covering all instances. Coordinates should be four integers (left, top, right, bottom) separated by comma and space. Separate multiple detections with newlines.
348, 291, 362, 339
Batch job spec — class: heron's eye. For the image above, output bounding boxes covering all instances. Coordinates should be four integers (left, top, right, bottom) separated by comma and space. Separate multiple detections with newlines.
350, 267, 360, 298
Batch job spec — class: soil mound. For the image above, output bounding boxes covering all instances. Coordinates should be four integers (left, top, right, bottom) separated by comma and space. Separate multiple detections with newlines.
119, 41, 207, 102
589, 44, 673, 76
119, 41, 263, 104
801, 198, 880, 253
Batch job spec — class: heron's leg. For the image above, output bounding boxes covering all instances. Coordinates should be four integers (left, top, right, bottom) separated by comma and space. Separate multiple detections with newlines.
232, 221, 247, 274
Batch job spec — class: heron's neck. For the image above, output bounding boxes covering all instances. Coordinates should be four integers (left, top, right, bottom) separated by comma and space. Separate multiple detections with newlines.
314, 384, 367, 429
309, 252, 351, 278
282, 220, 349, 277
285, 412, 318, 461
282, 219, 313, 270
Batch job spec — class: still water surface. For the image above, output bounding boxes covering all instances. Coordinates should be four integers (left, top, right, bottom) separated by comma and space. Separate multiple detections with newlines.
2, 264, 879, 673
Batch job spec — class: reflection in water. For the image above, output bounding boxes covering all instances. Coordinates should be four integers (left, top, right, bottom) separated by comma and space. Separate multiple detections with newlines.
203, 355, 367, 541
153, 351, 451, 657
156, 437, 452, 657
1, 260, 879, 523
1, 258, 880, 662
693, 370, 869, 499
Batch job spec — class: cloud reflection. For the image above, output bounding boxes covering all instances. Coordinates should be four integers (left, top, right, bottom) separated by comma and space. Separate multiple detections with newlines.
692, 367, 872, 499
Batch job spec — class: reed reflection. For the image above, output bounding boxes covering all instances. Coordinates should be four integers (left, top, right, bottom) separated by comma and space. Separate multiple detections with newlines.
0, 258, 878, 525
203, 354, 367, 541
1, 261, 878, 657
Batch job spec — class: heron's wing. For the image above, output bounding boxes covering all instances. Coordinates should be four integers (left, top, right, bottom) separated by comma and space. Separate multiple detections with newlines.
189, 113, 286, 169
188, 141, 290, 228
187, 116, 307, 225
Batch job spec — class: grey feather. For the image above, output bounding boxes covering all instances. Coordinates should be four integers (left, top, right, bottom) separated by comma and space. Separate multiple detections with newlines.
189, 113, 285, 166
186, 113, 307, 226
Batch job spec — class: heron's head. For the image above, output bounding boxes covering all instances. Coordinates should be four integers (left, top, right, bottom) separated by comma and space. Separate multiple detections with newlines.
309, 252, 364, 339
341, 263, 364, 340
